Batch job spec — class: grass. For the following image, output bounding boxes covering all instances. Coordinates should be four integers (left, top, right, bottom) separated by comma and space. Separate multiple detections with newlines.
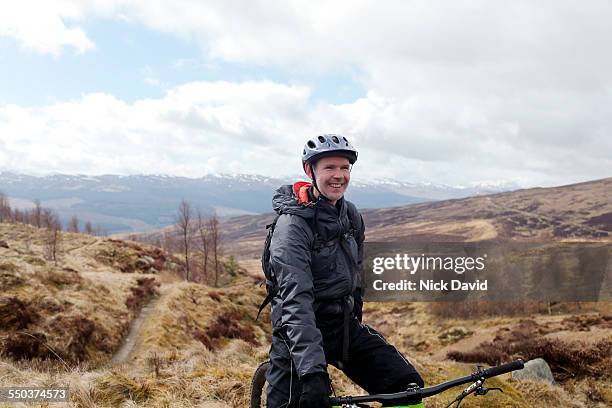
2, 221, 611, 407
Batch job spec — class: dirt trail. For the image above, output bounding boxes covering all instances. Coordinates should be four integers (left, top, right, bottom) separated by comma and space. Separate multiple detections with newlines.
111, 285, 168, 364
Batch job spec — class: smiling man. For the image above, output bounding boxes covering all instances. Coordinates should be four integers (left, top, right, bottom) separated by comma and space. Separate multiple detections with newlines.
265, 135, 424, 407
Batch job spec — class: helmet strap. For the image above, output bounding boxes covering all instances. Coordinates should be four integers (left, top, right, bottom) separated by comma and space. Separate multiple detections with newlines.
307, 162, 331, 202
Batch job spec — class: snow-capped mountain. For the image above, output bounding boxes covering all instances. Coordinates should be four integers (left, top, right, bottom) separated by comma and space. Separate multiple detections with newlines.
0, 172, 516, 233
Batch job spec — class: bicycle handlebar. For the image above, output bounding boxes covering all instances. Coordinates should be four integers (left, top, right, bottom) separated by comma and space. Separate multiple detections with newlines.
480, 359, 524, 378
330, 359, 524, 406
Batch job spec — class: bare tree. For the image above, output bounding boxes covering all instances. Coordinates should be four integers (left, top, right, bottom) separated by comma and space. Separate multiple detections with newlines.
0, 192, 11, 223
12, 208, 24, 223
41, 208, 55, 229
84, 221, 94, 235
208, 211, 222, 287
68, 215, 80, 233
175, 199, 194, 281
32, 199, 43, 228
43, 209, 62, 264
94, 225, 107, 237
152, 236, 163, 248
196, 208, 210, 283
162, 231, 174, 253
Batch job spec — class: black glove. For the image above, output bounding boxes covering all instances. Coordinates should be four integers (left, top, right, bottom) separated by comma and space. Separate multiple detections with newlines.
299, 372, 331, 408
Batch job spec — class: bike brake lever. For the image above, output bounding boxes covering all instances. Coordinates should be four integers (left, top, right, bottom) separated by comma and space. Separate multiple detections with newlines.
475, 386, 503, 396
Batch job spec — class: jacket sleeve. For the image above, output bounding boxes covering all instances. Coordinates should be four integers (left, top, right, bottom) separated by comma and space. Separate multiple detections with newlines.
353, 213, 366, 321
269, 214, 327, 378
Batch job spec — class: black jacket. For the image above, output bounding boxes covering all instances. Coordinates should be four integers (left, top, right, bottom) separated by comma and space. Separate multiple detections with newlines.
269, 183, 365, 378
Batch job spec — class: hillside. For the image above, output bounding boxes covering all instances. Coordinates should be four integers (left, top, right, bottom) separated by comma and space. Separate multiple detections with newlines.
1, 175, 611, 407
0, 223, 176, 367
221, 177, 612, 258
1, 221, 611, 406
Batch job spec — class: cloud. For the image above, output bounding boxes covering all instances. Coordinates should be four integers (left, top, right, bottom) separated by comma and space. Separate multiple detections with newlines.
0, 81, 313, 177
1, 79, 610, 187
0, 1, 94, 55
1, 1, 612, 186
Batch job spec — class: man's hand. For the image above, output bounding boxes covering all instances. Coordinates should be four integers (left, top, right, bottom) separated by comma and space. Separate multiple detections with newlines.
299, 372, 331, 408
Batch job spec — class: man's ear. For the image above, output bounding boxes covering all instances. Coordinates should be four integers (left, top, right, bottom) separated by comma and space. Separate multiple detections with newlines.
303, 162, 314, 180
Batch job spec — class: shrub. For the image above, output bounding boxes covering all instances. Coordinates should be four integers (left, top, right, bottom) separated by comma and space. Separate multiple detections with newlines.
447, 319, 612, 381
1, 332, 53, 360
47, 315, 96, 362
430, 300, 550, 319
224, 256, 241, 276
0, 297, 38, 330
193, 310, 259, 350
125, 278, 160, 312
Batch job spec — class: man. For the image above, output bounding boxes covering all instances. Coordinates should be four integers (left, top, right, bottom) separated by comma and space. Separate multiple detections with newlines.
265, 134, 423, 407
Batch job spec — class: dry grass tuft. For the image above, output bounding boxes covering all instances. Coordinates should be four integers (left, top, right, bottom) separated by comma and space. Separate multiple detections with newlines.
40, 267, 83, 288
208, 291, 222, 302
92, 371, 161, 407
0, 262, 24, 290
511, 379, 582, 408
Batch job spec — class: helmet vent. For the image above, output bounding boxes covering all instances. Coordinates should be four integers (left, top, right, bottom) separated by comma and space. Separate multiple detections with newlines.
307, 140, 316, 148
318, 136, 326, 143
331, 135, 339, 143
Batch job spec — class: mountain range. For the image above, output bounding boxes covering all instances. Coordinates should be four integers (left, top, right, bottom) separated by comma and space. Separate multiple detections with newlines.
0, 172, 516, 234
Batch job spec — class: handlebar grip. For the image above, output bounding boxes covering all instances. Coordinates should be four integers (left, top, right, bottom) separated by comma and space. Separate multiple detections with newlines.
481, 359, 524, 378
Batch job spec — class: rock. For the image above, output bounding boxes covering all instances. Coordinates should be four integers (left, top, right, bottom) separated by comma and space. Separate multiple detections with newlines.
135, 258, 150, 270
512, 358, 555, 384
141, 255, 155, 265
0, 240, 9, 248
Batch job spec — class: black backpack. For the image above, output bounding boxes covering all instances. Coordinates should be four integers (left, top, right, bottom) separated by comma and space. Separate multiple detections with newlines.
256, 207, 359, 320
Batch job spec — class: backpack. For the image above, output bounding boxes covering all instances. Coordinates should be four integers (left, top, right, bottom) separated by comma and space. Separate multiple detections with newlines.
256, 205, 360, 320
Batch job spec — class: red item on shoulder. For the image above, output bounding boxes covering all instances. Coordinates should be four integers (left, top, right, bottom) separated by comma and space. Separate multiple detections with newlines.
293, 181, 314, 205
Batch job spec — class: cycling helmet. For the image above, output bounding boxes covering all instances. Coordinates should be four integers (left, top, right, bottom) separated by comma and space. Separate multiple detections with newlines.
301, 134, 358, 202
302, 134, 358, 165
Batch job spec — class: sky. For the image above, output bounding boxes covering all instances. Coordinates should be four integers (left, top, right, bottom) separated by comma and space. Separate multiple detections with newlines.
1, 0, 611, 188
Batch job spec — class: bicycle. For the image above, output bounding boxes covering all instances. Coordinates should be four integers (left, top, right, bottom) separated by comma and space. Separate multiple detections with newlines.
250, 359, 524, 407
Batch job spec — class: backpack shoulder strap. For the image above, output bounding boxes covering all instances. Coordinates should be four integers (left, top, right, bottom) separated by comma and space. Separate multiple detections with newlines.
256, 213, 283, 320
344, 201, 362, 241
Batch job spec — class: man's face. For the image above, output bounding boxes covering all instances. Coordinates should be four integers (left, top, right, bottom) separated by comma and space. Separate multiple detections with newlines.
308, 156, 351, 203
